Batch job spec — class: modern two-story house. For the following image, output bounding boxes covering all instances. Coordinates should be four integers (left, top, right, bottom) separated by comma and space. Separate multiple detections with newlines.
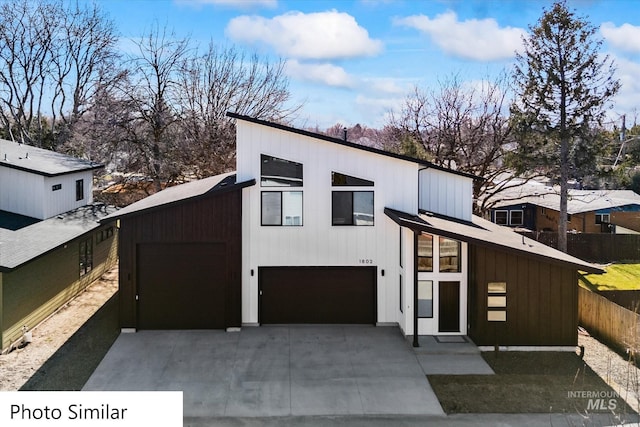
108, 114, 601, 349
0, 139, 118, 352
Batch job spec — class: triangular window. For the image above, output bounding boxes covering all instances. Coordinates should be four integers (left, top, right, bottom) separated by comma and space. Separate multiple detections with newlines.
331, 172, 373, 187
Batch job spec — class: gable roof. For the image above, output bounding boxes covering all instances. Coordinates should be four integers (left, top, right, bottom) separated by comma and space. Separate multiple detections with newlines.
101, 172, 255, 222
227, 112, 479, 180
0, 203, 117, 271
489, 182, 640, 214
0, 139, 103, 177
385, 207, 603, 274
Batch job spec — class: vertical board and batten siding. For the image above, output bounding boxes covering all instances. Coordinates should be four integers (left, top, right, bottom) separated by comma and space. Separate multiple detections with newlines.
236, 121, 419, 325
43, 172, 94, 219
418, 168, 472, 221
468, 244, 578, 346
0, 168, 45, 219
117, 190, 243, 329
1, 225, 117, 350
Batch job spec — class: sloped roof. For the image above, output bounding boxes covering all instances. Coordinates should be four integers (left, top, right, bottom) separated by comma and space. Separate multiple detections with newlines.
490, 182, 640, 214
385, 207, 603, 274
0, 139, 102, 177
102, 172, 255, 221
0, 203, 117, 271
227, 112, 479, 180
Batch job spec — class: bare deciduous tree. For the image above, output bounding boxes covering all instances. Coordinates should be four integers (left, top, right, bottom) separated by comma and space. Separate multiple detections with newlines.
387, 74, 526, 215
0, 0, 118, 148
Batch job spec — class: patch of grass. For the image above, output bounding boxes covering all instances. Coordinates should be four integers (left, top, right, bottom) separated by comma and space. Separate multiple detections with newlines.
580, 263, 640, 291
428, 352, 638, 418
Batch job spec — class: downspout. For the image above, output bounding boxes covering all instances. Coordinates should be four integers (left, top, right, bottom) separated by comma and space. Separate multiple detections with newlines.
413, 230, 420, 348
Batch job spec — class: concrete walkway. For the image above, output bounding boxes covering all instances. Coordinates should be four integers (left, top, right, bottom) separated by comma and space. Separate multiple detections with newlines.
83, 326, 493, 417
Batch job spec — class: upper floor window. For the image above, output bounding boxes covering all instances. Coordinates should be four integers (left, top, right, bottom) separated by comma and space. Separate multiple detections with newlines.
261, 154, 303, 187
262, 191, 303, 226
52, 184, 62, 191
331, 191, 374, 226
417, 233, 433, 272
439, 237, 461, 272
75, 179, 84, 201
509, 210, 523, 226
331, 171, 373, 187
495, 210, 508, 225
595, 213, 610, 224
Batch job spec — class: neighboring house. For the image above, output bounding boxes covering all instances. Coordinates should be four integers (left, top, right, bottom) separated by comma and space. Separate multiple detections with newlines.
105, 114, 601, 348
0, 139, 117, 352
489, 183, 640, 234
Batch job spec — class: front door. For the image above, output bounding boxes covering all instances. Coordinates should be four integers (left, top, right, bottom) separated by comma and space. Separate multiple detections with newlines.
438, 281, 460, 332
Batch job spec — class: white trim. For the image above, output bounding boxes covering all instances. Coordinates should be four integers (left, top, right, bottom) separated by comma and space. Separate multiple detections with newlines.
241, 323, 260, 327
478, 345, 577, 352
509, 209, 524, 226
226, 327, 241, 332
121, 328, 137, 333
494, 209, 508, 225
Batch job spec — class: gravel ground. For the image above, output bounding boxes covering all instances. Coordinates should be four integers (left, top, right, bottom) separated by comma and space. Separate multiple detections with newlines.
579, 333, 640, 413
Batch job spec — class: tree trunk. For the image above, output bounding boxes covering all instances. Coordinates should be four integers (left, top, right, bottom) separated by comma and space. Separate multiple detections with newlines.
558, 136, 569, 252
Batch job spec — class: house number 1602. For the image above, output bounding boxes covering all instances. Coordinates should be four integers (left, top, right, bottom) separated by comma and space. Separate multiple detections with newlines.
358, 259, 373, 264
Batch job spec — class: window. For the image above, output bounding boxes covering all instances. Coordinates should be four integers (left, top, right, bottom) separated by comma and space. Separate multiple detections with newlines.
439, 237, 461, 272
76, 179, 84, 201
79, 237, 93, 276
487, 282, 507, 322
495, 210, 508, 225
261, 154, 303, 187
595, 213, 610, 224
97, 226, 115, 244
52, 184, 62, 191
399, 228, 403, 268
331, 171, 373, 186
399, 275, 403, 313
261, 191, 303, 226
418, 280, 433, 318
567, 214, 572, 222
509, 210, 523, 226
417, 233, 433, 272
331, 191, 374, 225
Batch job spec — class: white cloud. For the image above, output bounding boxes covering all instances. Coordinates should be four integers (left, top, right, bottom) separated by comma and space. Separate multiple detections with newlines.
175, 0, 277, 9
226, 10, 383, 60
365, 77, 408, 95
394, 11, 524, 61
601, 22, 640, 54
285, 60, 355, 88
610, 56, 640, 114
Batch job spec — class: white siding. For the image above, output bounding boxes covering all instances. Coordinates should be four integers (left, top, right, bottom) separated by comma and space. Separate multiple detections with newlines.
418, 168, 473, 221
0, 168, 45, 219
237, 121, 419, 325
43, 172, 94, 218
0, 168, 92, 220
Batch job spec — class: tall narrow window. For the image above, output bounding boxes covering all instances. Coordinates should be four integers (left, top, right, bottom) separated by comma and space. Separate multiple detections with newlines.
399, 275, 403, 313
79, 237, 93, 276
76, 179, 84, 201
439, 237, 461, 272
418, 280, 433, 318
417, 233, 433, 272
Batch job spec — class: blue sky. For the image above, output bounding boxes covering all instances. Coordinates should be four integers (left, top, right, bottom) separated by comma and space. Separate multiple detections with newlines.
95, 0, 640, 129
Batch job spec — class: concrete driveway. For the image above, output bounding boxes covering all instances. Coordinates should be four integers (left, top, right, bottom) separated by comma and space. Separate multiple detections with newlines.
83, 326, 490, 417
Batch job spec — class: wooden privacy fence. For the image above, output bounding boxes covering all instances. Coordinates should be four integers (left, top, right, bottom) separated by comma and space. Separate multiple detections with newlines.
521, 232, 640, 262
579, 286, 640, 356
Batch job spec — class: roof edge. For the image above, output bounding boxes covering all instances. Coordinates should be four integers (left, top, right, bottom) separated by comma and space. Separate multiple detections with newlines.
227, 112, 479, 180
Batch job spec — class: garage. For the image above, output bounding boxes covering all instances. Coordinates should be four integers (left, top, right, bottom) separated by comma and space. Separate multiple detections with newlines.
137, 242, 228, 329
259, 266, 376, 324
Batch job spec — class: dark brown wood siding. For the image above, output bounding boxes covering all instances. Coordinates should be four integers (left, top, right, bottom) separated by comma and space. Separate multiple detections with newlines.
468, 244, 578, 346
117, 190, 243, 329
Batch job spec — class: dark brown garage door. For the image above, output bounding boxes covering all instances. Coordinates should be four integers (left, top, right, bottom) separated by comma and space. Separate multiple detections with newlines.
259, 266, 376, 324
137, 242, 227, 329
